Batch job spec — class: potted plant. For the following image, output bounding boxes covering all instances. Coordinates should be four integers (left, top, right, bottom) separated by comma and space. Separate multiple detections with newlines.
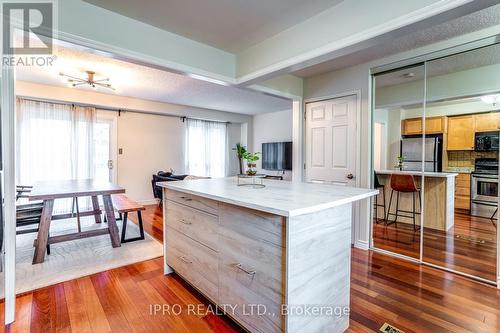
396, 155, 406, 170
232, 143, 247, 175
242, 151, 260, 176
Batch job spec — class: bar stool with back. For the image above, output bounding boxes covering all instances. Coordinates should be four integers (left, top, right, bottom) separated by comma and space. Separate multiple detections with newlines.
386, 174, 421, 231
373, 172, 386, 224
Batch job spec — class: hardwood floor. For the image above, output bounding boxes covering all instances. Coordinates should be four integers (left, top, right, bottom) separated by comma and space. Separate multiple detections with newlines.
373, 211, 497, 281
2, 204, 499, 332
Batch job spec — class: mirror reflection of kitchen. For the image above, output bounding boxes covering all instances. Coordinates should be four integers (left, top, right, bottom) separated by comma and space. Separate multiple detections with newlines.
372, 42, 499, 282
372, 64, 425, 259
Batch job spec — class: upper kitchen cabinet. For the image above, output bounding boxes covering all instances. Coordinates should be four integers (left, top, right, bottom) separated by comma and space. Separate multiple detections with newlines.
447, 115, 475, 150
402, 116, 447, 135
474, 112, 500, 132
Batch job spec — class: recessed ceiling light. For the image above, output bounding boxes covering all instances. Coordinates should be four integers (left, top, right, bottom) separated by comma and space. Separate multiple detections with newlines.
402, 72, 415, 78
481, 94, 500, 105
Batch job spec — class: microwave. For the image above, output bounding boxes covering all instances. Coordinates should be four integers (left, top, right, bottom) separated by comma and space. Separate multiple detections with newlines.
475, 132, 499, 152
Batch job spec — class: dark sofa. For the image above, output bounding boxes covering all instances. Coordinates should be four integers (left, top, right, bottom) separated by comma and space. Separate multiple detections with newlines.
151, 171, 188, 204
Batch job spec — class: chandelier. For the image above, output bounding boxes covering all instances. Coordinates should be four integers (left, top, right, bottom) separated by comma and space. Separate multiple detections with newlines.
59, 71, 115, 91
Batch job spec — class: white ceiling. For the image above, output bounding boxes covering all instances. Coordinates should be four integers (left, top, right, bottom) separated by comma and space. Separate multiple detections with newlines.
84, 0, 344, 53
15, 44, 291, 115
295, 3, 500, 77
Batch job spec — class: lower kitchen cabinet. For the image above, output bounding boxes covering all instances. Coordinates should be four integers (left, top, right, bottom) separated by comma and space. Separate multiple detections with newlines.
455, 173, 471, 211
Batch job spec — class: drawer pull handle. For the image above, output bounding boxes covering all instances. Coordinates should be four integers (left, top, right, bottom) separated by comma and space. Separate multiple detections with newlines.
180, 256, 192, 264
179, 219, 192, 225
180, 196, 192, 201
236, 263, 256, 276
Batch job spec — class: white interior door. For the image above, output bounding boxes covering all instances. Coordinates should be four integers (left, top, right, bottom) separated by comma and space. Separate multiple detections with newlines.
305, 95, 357, 186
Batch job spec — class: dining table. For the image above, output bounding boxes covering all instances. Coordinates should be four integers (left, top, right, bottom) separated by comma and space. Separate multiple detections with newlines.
28, 179, 125, 264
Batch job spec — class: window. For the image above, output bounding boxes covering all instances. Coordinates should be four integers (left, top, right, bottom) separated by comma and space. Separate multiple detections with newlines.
185, 118, 227, 178
16, 99, 96, 212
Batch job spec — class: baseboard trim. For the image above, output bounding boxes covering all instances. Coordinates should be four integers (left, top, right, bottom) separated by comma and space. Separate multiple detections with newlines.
354, 239, 369, 251
138, 199, 159, 206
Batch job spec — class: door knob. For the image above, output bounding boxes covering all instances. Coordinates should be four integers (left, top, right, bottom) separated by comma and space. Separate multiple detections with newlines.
347, 174, 355, 179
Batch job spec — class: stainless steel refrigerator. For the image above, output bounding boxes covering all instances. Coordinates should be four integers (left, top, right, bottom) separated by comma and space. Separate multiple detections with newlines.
400, 136, 442, 172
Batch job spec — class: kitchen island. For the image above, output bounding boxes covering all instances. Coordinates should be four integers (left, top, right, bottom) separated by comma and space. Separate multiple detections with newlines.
159, 177, 377, 333
375, 170, 458, 231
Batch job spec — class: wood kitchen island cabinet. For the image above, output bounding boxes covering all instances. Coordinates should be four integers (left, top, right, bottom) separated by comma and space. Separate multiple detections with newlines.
159, 178, 377, 333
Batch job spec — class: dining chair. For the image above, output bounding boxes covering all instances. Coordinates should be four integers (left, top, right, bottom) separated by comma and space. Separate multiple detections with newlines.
16, 186, 50, 254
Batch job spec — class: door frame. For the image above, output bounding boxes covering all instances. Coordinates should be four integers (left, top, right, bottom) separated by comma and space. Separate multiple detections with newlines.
96, 111, 118, 183
304, 91, 362, 245
1, 63, 16, 324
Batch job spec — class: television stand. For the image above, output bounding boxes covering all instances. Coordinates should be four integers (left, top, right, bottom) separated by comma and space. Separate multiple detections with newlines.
263, 175, 283, 180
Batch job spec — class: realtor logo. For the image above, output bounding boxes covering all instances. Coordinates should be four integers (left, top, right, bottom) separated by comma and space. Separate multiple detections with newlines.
2, 1, 53, 55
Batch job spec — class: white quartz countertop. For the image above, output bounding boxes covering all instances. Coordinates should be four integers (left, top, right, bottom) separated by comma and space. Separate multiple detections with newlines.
158, 177, 378, 217
375, 170, 458, 178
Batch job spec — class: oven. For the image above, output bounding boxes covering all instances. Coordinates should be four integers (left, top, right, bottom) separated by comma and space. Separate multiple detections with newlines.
471, 174, 498, 202
470, 158, 498, 218
471, 174, 498, 217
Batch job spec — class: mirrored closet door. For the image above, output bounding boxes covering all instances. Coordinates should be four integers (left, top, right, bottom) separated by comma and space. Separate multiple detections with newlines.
371, 64, 425, 259
371, 41, 499, 284
422, 43, 499, 283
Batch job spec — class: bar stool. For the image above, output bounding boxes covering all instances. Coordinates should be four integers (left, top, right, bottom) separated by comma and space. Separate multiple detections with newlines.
373, 172, 386, 224
386, 174, 421, 231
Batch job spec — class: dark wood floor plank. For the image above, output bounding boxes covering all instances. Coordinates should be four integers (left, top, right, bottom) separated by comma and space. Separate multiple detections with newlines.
8, 293, 32, 333
76, 276, 112, 333
90, 272, 134, 332
136, 278, 190, 333
62, 280, 92, 333
111, 266, 167, 332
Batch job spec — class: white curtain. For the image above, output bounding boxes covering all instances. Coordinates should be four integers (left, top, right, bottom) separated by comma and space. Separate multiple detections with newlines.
16, 98, 96, 212
185, 118, 227, 178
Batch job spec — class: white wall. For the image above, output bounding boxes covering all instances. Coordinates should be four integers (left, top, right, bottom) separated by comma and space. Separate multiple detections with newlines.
16, 81, 249, 204
116, 111, 242, 203
115, 111, 184, 203
252, 110, 293, 180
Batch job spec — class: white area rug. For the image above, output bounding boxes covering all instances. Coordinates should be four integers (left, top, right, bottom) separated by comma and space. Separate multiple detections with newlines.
5, 215, 163, 297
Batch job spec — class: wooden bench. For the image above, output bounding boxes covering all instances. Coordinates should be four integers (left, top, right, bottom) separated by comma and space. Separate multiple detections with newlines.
111, 194, 146, 243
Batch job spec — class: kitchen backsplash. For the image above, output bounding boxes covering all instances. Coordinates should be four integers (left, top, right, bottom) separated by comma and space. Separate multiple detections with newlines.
447, 151, 498, 168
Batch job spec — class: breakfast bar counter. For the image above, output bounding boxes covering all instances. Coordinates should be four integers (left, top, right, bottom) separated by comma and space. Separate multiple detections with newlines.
159, 177, 377, 333
375, 170, 458, 231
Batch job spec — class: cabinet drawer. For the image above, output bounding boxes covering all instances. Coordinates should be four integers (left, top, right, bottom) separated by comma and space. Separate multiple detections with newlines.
166, 200, 218, 251
166, 228, 218, 303
456, 173, 471, 186
164, 188, 218, 216
218, 203, 284, 333
455, 196, 470, 210
455, 187, 470, 196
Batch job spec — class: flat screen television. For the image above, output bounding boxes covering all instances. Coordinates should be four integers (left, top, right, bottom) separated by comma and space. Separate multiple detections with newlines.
261, 142, 292, 171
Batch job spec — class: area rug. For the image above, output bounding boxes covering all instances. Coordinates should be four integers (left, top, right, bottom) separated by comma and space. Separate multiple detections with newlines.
4, 215, 163, 297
